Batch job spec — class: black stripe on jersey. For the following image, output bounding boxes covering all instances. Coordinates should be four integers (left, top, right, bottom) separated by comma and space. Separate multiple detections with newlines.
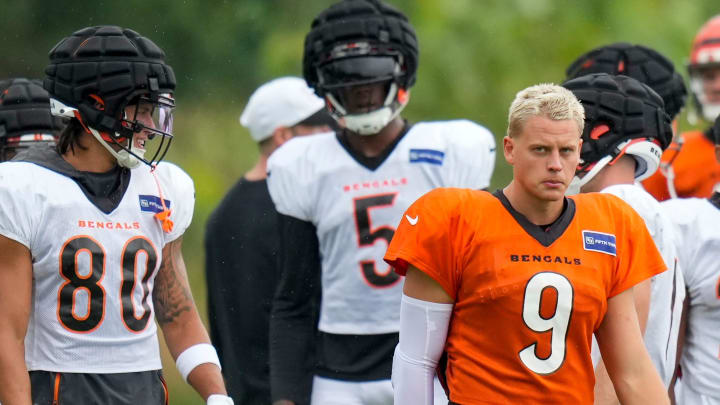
710, 192, 720, 210
493, 190, 576, 247
665, 259, 678, 357
335, 120, 412, 171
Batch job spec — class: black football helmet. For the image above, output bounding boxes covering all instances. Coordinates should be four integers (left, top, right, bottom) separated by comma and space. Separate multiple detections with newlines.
44, 26, 176, 168
0, 78, 64, 162
566, 42, 687, 120
563, 73, 673, 193
303, 0, 418, 135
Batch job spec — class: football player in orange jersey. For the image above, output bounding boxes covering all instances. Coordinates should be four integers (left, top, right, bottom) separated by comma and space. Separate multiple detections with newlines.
384, 83, 669, 404
642, 15, 720, 200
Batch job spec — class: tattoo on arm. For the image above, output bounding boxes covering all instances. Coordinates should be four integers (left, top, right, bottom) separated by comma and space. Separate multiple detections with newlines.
153, 239, 194, 325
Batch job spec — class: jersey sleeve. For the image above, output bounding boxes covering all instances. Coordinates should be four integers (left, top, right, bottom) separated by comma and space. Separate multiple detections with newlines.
384, 188, 468, 300
608, 197, 668, 298
602, 185, 673, 267
0, 163, 39, 249
442, 120, 496, 189
156, 162, 195, 244
266, 140, 314, 222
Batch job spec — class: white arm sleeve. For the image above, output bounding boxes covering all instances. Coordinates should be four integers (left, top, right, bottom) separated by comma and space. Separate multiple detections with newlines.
393, 294, 453, 405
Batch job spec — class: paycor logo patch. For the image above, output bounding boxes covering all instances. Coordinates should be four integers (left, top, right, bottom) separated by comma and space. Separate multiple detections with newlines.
139, 195, 172, 213
582, 230, 616, 256
409, 149, 444, 165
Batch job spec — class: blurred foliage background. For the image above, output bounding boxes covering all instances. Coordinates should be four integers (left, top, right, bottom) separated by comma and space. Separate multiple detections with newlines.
1, 0, 718, 403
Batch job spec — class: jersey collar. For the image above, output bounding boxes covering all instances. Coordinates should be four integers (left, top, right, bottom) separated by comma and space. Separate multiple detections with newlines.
493, 190, 576, 247
12, 146, 131, 214
334, 120, 412, 171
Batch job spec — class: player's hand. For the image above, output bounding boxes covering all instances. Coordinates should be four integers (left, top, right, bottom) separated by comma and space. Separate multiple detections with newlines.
207, 394, 234, 405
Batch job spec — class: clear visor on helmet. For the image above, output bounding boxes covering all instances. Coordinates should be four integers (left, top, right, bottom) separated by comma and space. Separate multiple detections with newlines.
120, 93, 175, 166
318, 56, 399, 90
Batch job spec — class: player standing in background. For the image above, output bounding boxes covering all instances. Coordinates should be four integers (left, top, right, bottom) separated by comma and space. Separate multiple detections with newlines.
205, 76, 334, 405
562, 73, 684, 400
564, 42, 687, 131
0, 26, 232, 404
385, 83, 669, 404
267, 1, 496, 404
661, 115, 720, 405
642, 15, 720, 200
0, 78, 63, 162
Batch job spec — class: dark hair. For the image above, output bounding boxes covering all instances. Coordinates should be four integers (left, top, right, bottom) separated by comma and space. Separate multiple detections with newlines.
56, 119, 87, 155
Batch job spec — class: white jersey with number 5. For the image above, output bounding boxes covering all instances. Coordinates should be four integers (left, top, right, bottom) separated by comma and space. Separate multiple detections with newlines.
267, 120, 495, 334
662, 195, 720, 399
0, 159, 194, 373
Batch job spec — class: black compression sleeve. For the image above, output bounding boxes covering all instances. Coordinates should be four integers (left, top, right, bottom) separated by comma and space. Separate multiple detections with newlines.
269, 214, 321, 405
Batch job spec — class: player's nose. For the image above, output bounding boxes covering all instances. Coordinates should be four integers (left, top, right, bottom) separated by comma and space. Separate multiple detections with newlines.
547, 149, 563, 171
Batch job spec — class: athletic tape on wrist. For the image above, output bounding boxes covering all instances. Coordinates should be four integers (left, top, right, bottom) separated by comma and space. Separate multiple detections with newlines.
207, 394, 234, 405
175, 343, 222, 382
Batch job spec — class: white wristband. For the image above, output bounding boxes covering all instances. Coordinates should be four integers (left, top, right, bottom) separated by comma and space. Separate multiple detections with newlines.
175, 343, 222, 382
207, 394, 234, 405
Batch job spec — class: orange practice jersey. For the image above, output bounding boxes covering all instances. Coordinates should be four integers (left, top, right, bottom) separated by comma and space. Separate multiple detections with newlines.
642, 130, 720, 201
384, 188, 666, 404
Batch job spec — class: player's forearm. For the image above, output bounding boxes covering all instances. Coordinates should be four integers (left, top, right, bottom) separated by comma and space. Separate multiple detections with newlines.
160, 307, 227, 399
593, 359, 620, 405
598, 290, 669, 405
155, 237, 227, 399
612, 362, 669, 405
0, 338, 31, 405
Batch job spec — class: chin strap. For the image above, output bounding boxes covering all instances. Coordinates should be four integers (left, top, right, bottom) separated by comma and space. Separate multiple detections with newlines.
660, 136, 683, 199
150, 166, 174, 233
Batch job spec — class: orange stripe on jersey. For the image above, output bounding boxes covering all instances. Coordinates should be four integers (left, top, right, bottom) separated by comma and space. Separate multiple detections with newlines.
385, 188, 666, 404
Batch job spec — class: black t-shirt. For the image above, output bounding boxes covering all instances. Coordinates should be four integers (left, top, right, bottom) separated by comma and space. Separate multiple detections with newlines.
204, 177, 281, 405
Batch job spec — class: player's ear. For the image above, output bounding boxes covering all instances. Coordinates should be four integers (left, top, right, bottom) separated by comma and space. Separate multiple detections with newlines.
577, 137, 583, 157
503, 135, 515, 165
272, 126, 293, 148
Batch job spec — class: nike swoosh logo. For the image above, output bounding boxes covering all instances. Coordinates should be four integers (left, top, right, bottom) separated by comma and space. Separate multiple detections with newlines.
405, 215, 418, 225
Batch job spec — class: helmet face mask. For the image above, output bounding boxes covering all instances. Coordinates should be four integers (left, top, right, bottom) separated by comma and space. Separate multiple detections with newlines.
317, 53, 401, 91
118, 94, 175, 167
688, 68, 720, 122
688, 15, 720, 123
50, 92, 175, 169
303, 0, 418, 135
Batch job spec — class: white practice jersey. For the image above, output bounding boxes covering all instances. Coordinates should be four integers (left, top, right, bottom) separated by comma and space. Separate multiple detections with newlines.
600, 184, 685, 386
0, 160, 194, 373
662, 196, 720, 397
267, 120, 496, 334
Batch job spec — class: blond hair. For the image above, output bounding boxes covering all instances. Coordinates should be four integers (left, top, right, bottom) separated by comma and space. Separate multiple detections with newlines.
507, 83, 584, 138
